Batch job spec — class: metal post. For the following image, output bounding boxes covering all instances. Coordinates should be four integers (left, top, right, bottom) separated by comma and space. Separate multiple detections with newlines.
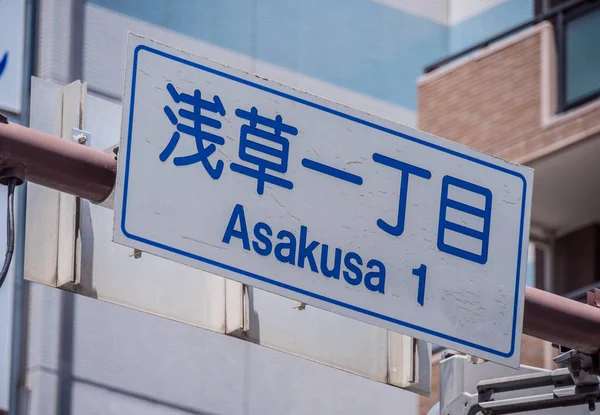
524, 286, 600, 354
0, 121, 116, 203
9, 1, 37, 412
556, 10, 567, 112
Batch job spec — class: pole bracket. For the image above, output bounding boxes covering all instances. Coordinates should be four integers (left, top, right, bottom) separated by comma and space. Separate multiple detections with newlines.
0, 166, 25, 186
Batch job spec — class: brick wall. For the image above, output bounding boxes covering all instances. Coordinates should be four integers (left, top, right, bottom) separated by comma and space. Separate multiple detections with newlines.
415, 19, 599, 415
418, 22, 600, 163
417, 21, 576, 415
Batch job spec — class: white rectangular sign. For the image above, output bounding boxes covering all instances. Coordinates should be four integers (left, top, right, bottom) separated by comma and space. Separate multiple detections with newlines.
114, 34, 533, 367
0, 0, 26, 113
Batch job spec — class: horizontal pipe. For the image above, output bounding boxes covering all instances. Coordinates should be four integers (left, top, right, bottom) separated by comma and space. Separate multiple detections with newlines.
0, 121, 116, 203
2, 122, 600, 354
524, 286, 600, 354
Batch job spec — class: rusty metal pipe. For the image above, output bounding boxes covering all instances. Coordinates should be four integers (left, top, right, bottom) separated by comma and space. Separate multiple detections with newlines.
0, 121, 116, 203
3, 121, 600, 353
524, 286, 600, 353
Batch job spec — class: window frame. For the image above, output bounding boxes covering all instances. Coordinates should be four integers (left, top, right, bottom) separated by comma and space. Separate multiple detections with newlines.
557, 0, 600, 112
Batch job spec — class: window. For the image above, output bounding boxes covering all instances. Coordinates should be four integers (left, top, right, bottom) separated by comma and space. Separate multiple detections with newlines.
536, 0, 600, 112
563, 4, 600, 108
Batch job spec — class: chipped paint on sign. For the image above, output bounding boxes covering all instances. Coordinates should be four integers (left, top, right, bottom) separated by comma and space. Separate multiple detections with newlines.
114, 34, 533, 368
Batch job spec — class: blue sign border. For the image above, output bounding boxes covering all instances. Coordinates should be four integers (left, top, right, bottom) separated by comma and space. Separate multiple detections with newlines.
121, 44, 528, 359
0, 52, 8, 79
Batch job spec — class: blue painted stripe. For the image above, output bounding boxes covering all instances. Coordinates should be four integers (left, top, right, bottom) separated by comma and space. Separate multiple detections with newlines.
372, 152, 432, 179
450, 0, 534, 54
121, 44, 529, 358
90, 0, 534, 110
445, 199, 487, 218
301, 158, 363, 185
441, 221, 485, 239
0, 52, 8, 79
88, 0, 447, 110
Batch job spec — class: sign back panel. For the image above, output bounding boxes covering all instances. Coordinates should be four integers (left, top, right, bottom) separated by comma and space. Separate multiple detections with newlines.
114, 34, 533, 368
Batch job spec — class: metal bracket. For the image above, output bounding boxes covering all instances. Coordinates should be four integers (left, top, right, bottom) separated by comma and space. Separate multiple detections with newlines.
292, 300, 307, 310
588, 288, 600, 309
554, 347, 600, 385
443, 290, 600, 414
443, 367, 599, 414
72, 128, 92, 147
64, 126, 90, 290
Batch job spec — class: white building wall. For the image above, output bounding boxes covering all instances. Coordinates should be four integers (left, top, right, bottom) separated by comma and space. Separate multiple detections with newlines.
24, 281, 419, 414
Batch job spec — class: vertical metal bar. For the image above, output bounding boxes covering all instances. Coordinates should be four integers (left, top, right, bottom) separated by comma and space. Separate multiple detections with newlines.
545, 238, 555, 293
9, 0, 37, 412
69, 0, 85, 83
55, 291, 75, 415
56, 82, 85, 289
19, 1, 36, 128
8, 185, 28, 415
542, 0, 552, 14
556, 11, 567, 112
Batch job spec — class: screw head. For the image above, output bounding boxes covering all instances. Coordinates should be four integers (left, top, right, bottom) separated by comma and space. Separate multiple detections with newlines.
76, 134, 87, 144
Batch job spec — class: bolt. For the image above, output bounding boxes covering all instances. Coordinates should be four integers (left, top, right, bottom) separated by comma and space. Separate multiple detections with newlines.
292, 300, 306, 310
76, 134, 87, 144
571, 357, 582, 378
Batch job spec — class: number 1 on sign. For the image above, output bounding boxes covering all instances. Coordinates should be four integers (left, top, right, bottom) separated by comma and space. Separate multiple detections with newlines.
412, 264, 427, 306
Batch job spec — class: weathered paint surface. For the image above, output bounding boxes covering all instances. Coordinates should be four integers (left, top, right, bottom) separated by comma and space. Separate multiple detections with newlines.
114, 34, 533, 367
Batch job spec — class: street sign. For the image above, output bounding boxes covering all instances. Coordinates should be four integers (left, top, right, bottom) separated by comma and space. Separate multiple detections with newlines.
114, 34, 533, 368
0, 0, 26, 113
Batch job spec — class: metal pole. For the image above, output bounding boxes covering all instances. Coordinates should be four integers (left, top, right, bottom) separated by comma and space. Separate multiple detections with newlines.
524, 286, 600, 354
0, 121, 116, 203
8, 183, 27, 415
10, 0, 37, 412
2, 121, 600, 353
